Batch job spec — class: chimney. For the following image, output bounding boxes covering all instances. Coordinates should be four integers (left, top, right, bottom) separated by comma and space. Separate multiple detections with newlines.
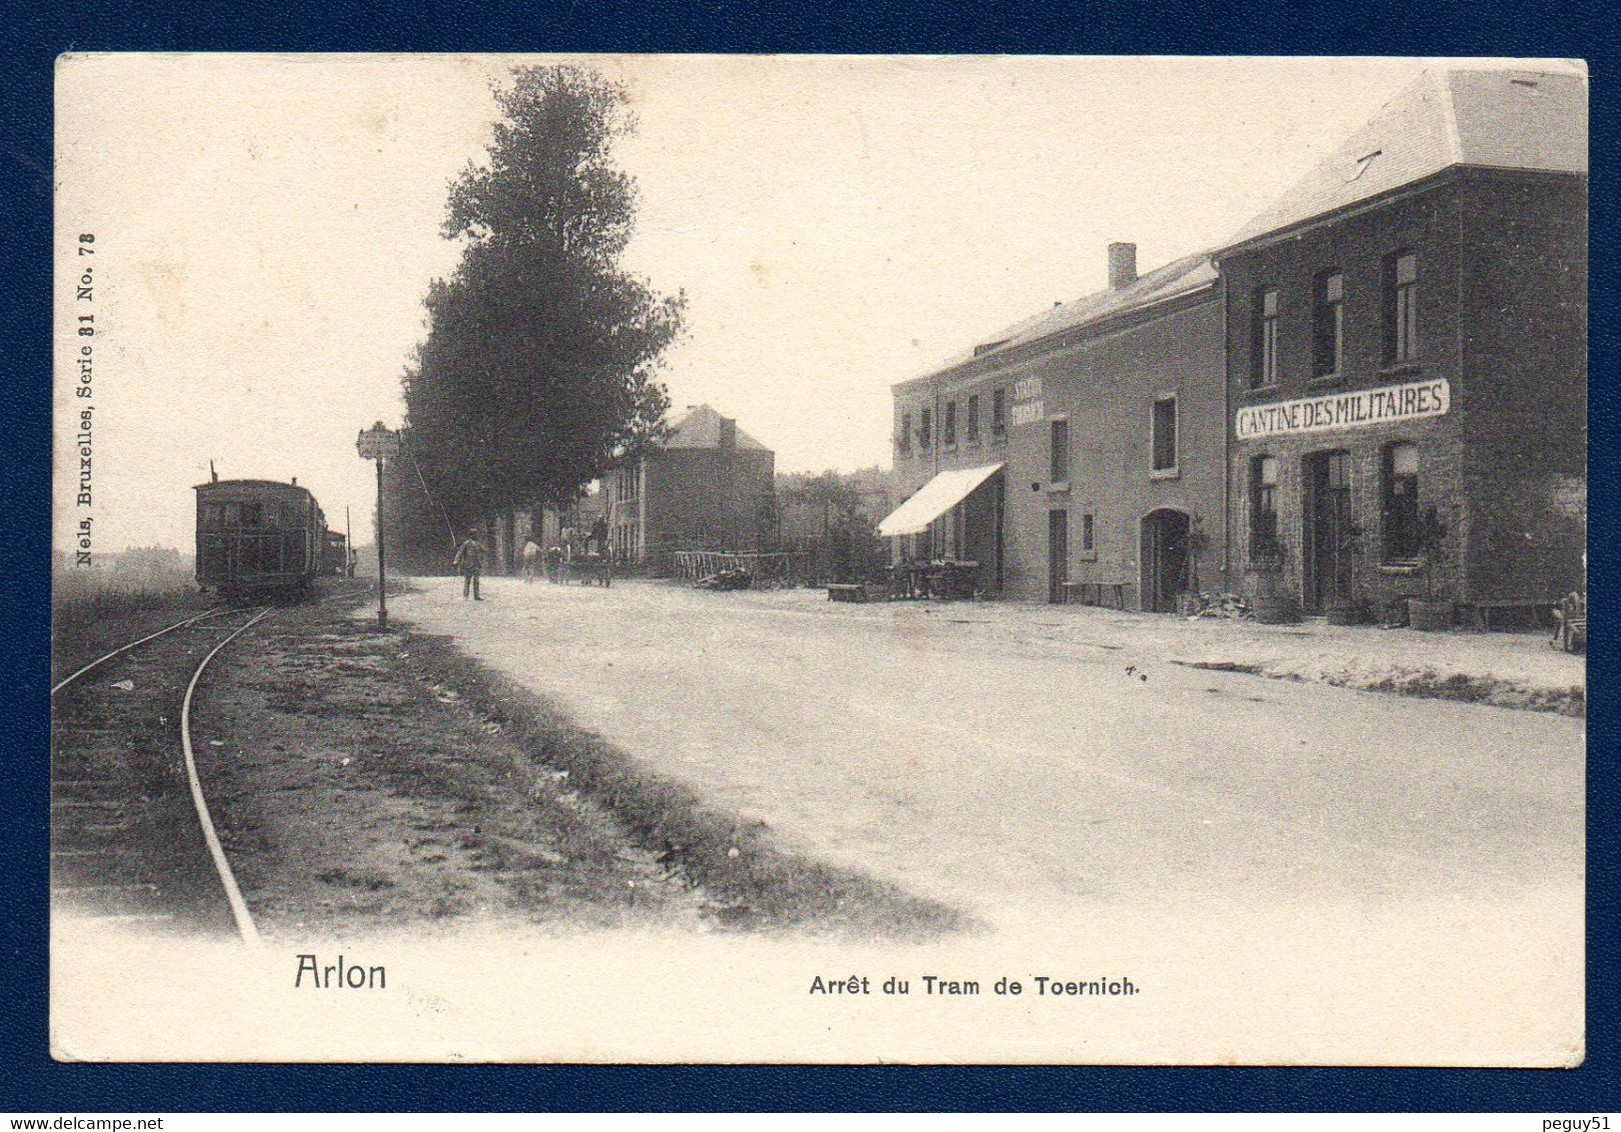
1107, 242, 1138, 290
718, 417, 737, 452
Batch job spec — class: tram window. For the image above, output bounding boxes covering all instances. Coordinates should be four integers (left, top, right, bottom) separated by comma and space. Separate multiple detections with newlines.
201, 504, 221, 527
221, 502, 242, 525
242, 503, 263, 527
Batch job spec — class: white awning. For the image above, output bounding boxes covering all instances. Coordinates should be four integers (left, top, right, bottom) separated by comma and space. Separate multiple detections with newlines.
877, 463, 1004, 537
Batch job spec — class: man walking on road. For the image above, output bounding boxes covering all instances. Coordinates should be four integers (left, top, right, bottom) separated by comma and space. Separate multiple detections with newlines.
453, 529, 487, 600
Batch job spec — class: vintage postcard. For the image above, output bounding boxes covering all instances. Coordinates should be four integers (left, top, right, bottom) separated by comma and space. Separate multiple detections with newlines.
51, 54, 1586, 1064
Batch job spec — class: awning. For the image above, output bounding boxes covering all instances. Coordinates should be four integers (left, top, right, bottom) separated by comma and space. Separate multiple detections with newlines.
877, 463, 1004, 537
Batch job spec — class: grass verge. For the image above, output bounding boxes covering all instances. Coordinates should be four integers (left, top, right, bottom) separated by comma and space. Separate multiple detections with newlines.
1173, 658, 1584, 717
399, 625, 974, 941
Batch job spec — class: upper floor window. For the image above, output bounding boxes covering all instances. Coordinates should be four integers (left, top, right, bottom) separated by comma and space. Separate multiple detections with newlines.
1383, 442, 1421, 561
966, 394, 980, 442
1312, 271, 1344, 377
1151, 395, 1178, 473
1384, 252, 1419, 364
1250, 455, 1279, 554
991, 387, 1007, 436
1252, 288, 1279, 388
898, 411, 913, 452
1050, 418, 1069, 484
918, 407, 932, 449
943, 401, 957, 446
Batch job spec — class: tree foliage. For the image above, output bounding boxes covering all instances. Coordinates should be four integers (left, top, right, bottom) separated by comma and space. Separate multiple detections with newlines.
399, 65, 684, 550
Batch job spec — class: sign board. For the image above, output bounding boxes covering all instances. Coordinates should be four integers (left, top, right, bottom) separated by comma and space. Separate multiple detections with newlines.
1009, 375, 1044, 426
1235, 378, 1449, 441
1010, 400, 1045, 427
356, 423, 401, 459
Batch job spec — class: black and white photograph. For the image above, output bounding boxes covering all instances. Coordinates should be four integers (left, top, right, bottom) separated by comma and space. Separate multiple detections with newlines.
50, 54, 1586, 1064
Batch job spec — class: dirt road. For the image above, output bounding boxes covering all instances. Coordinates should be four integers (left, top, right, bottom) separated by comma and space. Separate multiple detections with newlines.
390, 577, 1583, 934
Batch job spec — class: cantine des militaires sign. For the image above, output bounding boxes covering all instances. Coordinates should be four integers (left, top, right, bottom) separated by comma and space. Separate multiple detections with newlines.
1235, 378, 1450, 441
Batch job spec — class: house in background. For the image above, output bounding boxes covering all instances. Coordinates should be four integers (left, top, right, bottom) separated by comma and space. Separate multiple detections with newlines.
602, 404, 776, 572
884, 242, 1227, 608
1218, 66, 1587, 618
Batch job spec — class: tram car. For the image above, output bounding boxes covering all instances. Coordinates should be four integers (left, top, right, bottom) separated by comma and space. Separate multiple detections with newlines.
322, 529, 350, 576
194, 477, 328, 598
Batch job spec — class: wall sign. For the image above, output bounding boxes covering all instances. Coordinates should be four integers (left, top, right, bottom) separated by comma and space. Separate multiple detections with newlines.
1235, 378, 1450, 441
1010, 375, 1044, 426
1010, 400, 1045, 427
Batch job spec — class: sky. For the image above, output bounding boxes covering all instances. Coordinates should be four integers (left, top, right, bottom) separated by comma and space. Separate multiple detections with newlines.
53, 54, 1580, 553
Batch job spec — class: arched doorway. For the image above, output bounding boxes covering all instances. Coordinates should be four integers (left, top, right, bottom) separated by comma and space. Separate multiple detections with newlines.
1140, 509, 1191, 613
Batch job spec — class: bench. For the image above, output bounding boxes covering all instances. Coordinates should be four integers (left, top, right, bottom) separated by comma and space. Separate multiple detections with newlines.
1459, 599, 1553, 632
827, 584, 870, 603
1061, 581, 1129, 609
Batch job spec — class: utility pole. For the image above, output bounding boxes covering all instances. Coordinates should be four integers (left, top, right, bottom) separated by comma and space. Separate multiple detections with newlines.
356, 421, 401, 630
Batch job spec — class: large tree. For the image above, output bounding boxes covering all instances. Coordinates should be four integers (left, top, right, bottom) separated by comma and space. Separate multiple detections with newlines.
400, 64, 684, 546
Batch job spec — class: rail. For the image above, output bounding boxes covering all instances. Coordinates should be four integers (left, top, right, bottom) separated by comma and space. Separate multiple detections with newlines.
53, 605, 273, 945
179, 607, 273, 945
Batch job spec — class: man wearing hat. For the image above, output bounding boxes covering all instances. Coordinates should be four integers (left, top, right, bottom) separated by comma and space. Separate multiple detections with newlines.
452, 528, 488, 600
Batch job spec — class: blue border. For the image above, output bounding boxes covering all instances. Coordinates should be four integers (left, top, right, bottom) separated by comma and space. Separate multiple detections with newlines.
6, 0, 1614, 1112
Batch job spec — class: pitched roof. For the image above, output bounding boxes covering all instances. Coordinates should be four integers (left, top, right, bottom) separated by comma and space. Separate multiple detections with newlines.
901, 251, 1216, 387
1222, 65, 1587, 250
661, 403, 769, 451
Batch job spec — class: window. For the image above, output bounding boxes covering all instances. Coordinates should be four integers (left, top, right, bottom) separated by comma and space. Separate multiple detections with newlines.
943, 401, 957, 446
1151, 396, 1178, 473
1384, 252, 1418, 363
1383, 442, 1421, 561
1081, 511, 1095, 552
1312, 271, 1344, 377
1249, 456, 1279, 554
1050, 418, 1069, 484
966, 394, 980, 442
918, 407, 932, 449
898, 411, 912, 452
1253, 288, 1279, 387
991, 387, 1007, 436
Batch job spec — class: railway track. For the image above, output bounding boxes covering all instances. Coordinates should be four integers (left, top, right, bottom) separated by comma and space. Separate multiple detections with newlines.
51, 605, 273, 943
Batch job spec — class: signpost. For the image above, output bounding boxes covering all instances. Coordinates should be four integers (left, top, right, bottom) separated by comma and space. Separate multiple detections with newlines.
356, 421, 401, 630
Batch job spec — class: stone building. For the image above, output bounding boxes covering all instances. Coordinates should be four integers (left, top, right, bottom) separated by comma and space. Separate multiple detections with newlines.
601, 404, 776, 571
883, 244, 1227, 607
1217, 66, 1587, 617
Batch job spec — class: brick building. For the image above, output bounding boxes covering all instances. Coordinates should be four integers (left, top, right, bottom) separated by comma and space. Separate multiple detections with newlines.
602, 404, 776, 571
1218, 66, 1587, 617
883, 244, 1227, 607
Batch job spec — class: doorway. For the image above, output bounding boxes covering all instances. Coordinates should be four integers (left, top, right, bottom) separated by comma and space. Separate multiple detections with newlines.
1303, 450, 1354, 612
1141, 509, 1191, 612
1047, 509, 1068, 604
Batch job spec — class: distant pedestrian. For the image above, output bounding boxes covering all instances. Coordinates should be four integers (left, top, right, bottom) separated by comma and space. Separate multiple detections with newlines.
522, 537, 541, 583
589, 515, 609, 556
453, 529, 487, 600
